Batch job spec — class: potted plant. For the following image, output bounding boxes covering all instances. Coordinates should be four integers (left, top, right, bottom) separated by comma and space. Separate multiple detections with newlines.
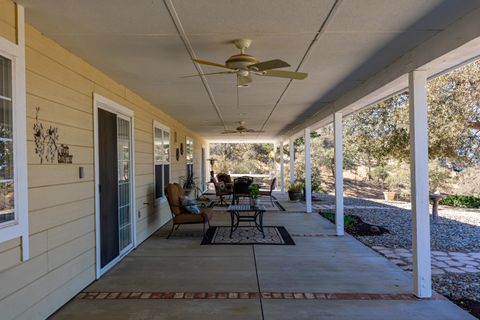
372, 165, 395, 201
383, 190, 396, 202
384, 174, 402, 202
248, 184, 260, 206
288, 182, 304, 202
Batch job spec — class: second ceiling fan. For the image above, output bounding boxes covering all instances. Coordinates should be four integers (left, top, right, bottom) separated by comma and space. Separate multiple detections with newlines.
186, 39, 308, 86
221, 121, 264, 134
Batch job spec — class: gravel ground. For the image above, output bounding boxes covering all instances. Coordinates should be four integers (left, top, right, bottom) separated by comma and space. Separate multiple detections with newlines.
314, 193, 394, 208
433, 273, 480, 301
317, 195, 480, 252
434, 273, 480, 319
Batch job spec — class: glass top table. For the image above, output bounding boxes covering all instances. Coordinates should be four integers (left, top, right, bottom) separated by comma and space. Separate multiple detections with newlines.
227, 204, 266, 238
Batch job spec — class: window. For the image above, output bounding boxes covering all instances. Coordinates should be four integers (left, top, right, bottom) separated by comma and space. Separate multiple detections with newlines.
0, 11, 29, 260
186, 137, 193, 178
154, 122, 170, 201
0, 56, 14, 226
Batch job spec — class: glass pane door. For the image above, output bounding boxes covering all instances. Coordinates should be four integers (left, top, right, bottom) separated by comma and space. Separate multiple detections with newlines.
117, 117, 132, 252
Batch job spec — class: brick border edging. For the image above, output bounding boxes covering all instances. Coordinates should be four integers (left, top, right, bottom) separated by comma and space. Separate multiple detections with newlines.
77, 292, 447, 301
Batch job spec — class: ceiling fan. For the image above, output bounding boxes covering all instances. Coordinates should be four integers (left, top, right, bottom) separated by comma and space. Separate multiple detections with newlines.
185, 39, 308, 87
222, 121, 264, 134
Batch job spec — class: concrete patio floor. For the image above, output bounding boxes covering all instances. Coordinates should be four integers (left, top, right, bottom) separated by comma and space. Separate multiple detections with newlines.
49, 195, 474, 319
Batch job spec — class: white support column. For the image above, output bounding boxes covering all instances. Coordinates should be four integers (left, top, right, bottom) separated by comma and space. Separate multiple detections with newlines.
206, 142, 211, 182
304, 128, 312, 213
273, 143, 278, 188
289, 140, 295, 186
409, 69, 432, 298
334, 113, 344, 236
280, 141, 285, 192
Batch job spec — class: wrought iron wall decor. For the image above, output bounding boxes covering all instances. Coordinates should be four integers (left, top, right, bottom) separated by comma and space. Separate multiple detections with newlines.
58, 144, 73, 164
33, 107, 73, 164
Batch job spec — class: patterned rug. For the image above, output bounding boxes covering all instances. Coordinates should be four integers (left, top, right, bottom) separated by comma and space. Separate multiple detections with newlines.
201, 226, 295, 245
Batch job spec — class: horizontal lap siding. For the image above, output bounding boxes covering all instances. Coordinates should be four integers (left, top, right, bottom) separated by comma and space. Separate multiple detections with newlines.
0, 0, 15, 43
0, 2, 207, 319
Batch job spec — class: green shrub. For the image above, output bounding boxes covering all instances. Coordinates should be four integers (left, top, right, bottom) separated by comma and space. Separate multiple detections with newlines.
440, 195, 480, 208
321, 212, 355, 228
288, 182, 304, 192
371, 165, 389, 189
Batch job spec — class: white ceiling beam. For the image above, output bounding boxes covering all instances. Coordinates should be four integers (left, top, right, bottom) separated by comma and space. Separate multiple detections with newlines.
163, 0, 227, 131
282, 6, 480, 138
257, 0, 343, 137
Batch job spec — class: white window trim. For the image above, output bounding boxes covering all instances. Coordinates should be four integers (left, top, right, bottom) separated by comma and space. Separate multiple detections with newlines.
186, 136, 194, 164
0, 5, 29, 261
153, 121, 171, 204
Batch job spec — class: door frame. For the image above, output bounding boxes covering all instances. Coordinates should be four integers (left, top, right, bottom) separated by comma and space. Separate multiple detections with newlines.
93, 93, 136, 278
201, 145, 206, 192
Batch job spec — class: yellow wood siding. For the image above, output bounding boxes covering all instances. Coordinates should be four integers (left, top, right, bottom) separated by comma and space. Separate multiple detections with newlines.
0, 0, 15, 43
0, 1, 208, 318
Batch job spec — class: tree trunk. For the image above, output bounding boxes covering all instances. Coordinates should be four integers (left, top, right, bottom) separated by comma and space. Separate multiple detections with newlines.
367, 158, 372, 181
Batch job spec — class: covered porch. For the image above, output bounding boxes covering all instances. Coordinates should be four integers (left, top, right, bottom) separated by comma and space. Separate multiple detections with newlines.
0, 0, 479, 319
49, 194, 472, 319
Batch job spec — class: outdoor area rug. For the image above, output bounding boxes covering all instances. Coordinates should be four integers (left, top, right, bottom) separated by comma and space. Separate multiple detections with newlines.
201, 226, 295, 245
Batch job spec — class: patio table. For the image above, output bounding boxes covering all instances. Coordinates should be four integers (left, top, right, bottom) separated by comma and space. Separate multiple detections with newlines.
227, 204, 266, 238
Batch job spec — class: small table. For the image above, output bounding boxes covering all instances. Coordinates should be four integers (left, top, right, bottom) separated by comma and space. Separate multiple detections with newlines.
227, 204, 266, 238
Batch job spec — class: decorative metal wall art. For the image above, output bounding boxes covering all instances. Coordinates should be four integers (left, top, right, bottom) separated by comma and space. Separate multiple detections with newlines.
33, 107, 73, 164
58, 144, 73, 164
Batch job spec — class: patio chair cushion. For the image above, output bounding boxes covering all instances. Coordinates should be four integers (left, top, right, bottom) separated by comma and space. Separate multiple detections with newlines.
173, 209, 212, 224
217, 173, 234, 193
260, 177, 276, 195
182, 198, 200, 214
217, 173, 232, 184
166, 183, 186, 216
217, 181, 226, 191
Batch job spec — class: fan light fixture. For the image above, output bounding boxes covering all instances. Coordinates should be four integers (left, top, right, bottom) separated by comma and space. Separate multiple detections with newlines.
183, 39, 308, 86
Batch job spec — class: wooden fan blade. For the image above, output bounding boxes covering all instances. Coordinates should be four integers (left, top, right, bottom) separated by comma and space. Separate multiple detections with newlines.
261, 69, 308, 80
248, 59, 290, 71
192, 59, 237, 71
246, 129, 264, 133
238, 74, 252, 86
221, 130, 238, 134
181, 71, 235, 78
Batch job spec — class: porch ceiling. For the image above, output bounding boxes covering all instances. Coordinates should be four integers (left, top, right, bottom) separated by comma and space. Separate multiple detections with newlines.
18, 0, 480, 140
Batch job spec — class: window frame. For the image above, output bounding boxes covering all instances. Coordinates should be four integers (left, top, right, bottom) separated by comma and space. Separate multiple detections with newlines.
0, 5, 29, 261
153, 121, 171, 204
186, 136, 194, 177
